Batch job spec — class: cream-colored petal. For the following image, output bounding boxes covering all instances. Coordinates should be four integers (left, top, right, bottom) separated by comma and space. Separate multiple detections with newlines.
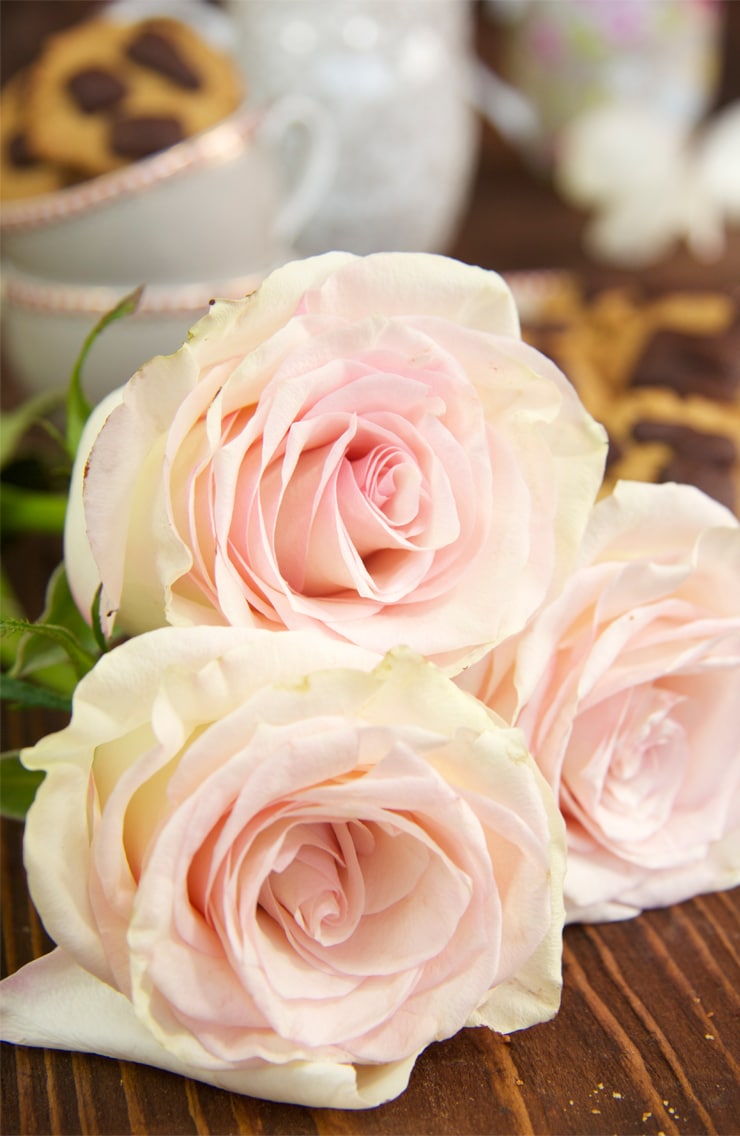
64, 387, 125, 625
0, 950, 417, 1109
298, 252, 520, 338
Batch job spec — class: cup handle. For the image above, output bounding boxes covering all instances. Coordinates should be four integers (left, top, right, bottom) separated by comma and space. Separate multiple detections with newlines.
467, 58, 544, 161
259, 94, 337, 245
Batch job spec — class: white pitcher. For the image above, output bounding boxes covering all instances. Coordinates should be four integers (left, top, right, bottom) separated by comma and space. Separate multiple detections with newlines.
225, 0, 481, 256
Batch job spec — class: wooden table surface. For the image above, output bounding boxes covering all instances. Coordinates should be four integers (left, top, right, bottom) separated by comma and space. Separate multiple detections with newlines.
2, 3, 740, 1134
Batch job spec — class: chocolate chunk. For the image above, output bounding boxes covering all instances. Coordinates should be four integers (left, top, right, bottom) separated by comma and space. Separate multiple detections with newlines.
632, 328, 740, 402
7, 131, 37, 168
632, 421, 736, 466
126, 30, 201, 90
110, 114, 184, 158
67, 68, 127, 113
658, 457, 736, 512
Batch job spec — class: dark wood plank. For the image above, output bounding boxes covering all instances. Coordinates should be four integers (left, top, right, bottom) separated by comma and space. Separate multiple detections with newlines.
3, 810, 739, 1135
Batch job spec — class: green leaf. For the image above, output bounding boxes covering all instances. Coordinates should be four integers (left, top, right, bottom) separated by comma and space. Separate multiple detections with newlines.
0, 751, 45, 820
89, 583, 110, 654
0, 483, 68, 535
0, 391, 65, 472
2, 617, 94, 673
0, 565, 23, 622
43, 561, 103, 661
0, 674, 72, 713
0, 567, 24, 676
3, 563, 100, 692
66, 285, 144, 458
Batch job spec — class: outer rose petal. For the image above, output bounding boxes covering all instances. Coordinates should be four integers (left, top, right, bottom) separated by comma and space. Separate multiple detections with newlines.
64, 387, 125, 626
21, 628, 379, 985
296, 253, 521, 333
0, 951, 414, 1109
6, 627, 565, 1106
458, 481, 740, 922
65, 251, 606, 663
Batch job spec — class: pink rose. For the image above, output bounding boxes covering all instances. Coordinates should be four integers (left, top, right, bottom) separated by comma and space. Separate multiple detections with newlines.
1, 627, 565, 1108
458, 481, 740, 922
64, 252, 606, 665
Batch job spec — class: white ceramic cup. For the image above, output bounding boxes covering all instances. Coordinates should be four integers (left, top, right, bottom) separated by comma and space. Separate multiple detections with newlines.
0, 95, 336, 286
1, 265, 263, 405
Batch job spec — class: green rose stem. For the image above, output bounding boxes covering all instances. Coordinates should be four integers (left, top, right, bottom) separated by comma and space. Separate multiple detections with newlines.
0, 391, 65, 469
0, 485, 68, 535
1, 285, 144, 770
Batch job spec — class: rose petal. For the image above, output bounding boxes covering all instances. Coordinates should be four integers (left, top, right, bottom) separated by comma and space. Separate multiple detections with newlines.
66, 252, 607, 669
0, 950, 416, 1108
462, 480, 740, 921
297, 253, 521, 337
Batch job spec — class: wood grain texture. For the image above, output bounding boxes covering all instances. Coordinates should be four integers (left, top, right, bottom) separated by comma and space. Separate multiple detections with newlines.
2, 804, 739, 1135
2, 3, 740, 1133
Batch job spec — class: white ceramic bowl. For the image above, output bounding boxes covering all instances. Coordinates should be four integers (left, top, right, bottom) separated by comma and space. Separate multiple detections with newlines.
1, 264, 263, 406
0, 96, 335, 286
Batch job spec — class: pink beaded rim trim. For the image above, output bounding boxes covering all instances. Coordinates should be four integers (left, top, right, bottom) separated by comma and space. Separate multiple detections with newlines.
0, 106, 256, 233
2, 272, 264, 317
2, 267, 572, 320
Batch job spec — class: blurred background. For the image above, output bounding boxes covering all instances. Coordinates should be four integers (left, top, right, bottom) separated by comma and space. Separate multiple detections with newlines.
1, 0, 739, 659
1, 0, 739, 404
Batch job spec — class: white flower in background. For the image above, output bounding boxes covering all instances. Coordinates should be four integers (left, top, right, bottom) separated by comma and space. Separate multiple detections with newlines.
555, 99, 740, 267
